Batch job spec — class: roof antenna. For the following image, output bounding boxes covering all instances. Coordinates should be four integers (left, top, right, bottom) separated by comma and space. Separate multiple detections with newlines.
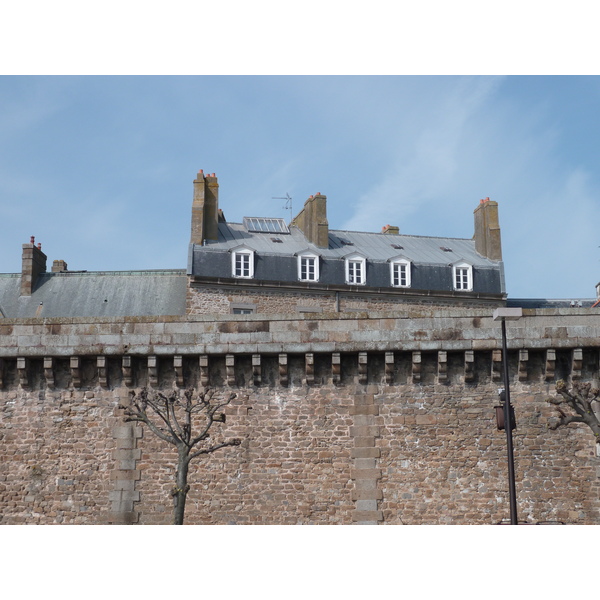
272, 193, 292, 222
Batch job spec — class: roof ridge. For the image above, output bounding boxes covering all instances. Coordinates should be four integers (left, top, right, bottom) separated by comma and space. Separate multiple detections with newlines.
329, 228, 472, 241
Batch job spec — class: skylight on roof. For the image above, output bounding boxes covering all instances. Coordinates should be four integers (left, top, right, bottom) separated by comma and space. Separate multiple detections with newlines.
243, 217, 289, 234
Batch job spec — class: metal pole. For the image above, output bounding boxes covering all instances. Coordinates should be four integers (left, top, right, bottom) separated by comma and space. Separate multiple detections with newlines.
501, 317, 518, 525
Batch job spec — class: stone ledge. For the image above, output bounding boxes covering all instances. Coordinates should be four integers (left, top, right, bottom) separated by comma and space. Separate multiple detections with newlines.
352, 489, 383, 501
350, 447, 381, 459
352, 510, 383, 522
107, 511, 140, 525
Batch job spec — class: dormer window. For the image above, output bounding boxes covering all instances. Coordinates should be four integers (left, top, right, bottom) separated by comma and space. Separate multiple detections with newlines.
297, 252, 319, 282
231, 247, 255, 279
390, 258, 411, 288
453, 261, 472, 291
345, 253, 366, 285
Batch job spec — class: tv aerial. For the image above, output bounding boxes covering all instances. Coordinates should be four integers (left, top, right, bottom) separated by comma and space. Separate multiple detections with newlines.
273, 193, 292, 222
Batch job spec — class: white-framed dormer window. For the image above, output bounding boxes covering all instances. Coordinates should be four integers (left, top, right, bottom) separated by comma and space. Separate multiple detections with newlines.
390, 258, 411, 288
345, 253, 366, 285
453, 261, 473, 291
231, 246, 255, 279
297, 252, 320, 282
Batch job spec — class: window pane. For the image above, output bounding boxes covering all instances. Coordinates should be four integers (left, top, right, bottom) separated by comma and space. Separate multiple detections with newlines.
235, 253, 251, 277
300, 256, 317, 281
349, 260, 363, 284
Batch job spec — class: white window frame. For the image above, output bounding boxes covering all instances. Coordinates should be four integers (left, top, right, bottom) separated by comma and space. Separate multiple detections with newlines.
230, 302, 257, 314
390, 258, 411, 288
231, 247, 254, 279
453, 262, 473, 291
345, 254, 366, 285
297, 252, 320, 282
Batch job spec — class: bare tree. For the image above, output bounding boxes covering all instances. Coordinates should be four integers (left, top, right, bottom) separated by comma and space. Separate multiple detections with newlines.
120, 387, 241, 525
547, 380, 600, 440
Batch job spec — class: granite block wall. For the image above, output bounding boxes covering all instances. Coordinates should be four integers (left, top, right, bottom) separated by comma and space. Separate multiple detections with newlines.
1, 346, 598, 524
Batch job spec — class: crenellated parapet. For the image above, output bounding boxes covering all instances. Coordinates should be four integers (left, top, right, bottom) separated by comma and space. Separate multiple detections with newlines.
0, 308, 598, 390
0, 345, 597, 391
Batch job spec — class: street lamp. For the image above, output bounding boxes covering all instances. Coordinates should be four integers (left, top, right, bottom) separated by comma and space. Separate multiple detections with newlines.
492, 307, 523, 525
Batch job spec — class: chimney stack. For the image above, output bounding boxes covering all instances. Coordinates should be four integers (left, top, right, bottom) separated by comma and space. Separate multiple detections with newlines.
473, 197, 502, 261
381, 224, 400, 235
291, 193, 329, 248
21, 236, 47, 296
191, 170, 220, 245
52, 259, 68, 273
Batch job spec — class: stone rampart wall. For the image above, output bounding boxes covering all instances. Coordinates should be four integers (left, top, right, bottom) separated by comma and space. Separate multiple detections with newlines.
1, 308, 599, 524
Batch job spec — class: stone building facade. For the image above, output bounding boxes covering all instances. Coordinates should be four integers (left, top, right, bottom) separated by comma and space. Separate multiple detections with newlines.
1, 170, 599, 525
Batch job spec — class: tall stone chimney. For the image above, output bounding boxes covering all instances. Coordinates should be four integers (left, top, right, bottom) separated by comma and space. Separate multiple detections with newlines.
473, 198, 502, 261
191, 170, 220, 245
21, 236, 47, 296
291, 193, 329, 249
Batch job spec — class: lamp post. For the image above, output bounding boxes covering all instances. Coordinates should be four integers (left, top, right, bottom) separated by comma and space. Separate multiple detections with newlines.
492, 307, 523, 525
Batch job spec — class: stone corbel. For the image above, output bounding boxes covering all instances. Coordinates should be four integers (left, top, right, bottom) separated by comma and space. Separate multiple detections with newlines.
97, 356, 108, 388
385, 352, 394, 384
70, 356, 81, 389
305, 353, 314, 386
358, 352, 367, 385
174, 355, 184, 388
545, 349, 556, 381
572, 348, 583, 381
199, 355, 209, 388
518, 349, 528, 382
437, 351, 448, 384
44, 357, 55, 390
464, 350, 474, 383
226, 354, 235, 387
492, 349, 503, 382
17, 357, 29, 389
252, 354, 261, 386
148, 356, 158, 388
279, 353, 288, 387
122, 356, 133, 387
412, 351, 421, 383
332, 353, 341, 385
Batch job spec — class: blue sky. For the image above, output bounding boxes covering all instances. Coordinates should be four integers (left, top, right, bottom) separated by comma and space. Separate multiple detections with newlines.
1, 75, 599, 299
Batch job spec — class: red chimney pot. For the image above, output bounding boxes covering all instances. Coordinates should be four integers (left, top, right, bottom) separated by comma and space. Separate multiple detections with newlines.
30, 236, 35, 244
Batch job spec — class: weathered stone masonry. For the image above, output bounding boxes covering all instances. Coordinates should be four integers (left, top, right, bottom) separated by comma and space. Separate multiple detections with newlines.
1, 308, 599, 524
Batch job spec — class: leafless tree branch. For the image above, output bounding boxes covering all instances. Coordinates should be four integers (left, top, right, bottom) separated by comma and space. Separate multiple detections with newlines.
546, 380, 600, 439
118, 387, 242, 524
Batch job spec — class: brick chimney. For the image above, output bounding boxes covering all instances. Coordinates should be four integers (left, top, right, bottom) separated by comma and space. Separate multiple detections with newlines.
291, 193, 329, 248
381, 224, 400, 235
191, 170, 220, 245
21, 236, 47, 296
52, 259, 68, 273
473, 198, 502, 261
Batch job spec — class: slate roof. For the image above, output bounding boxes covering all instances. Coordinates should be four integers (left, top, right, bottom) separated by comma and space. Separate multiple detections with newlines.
189, 222, 505, 296
0, 270, 187, 319
193, 222, 499, 267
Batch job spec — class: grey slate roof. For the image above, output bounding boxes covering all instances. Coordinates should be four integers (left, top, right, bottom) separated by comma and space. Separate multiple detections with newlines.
189, 222, 505, 296
0, 270, 187, 319
194, 222, 499, 266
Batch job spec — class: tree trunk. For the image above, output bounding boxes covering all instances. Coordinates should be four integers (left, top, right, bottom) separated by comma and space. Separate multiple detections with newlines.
173, 451, 190, 525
